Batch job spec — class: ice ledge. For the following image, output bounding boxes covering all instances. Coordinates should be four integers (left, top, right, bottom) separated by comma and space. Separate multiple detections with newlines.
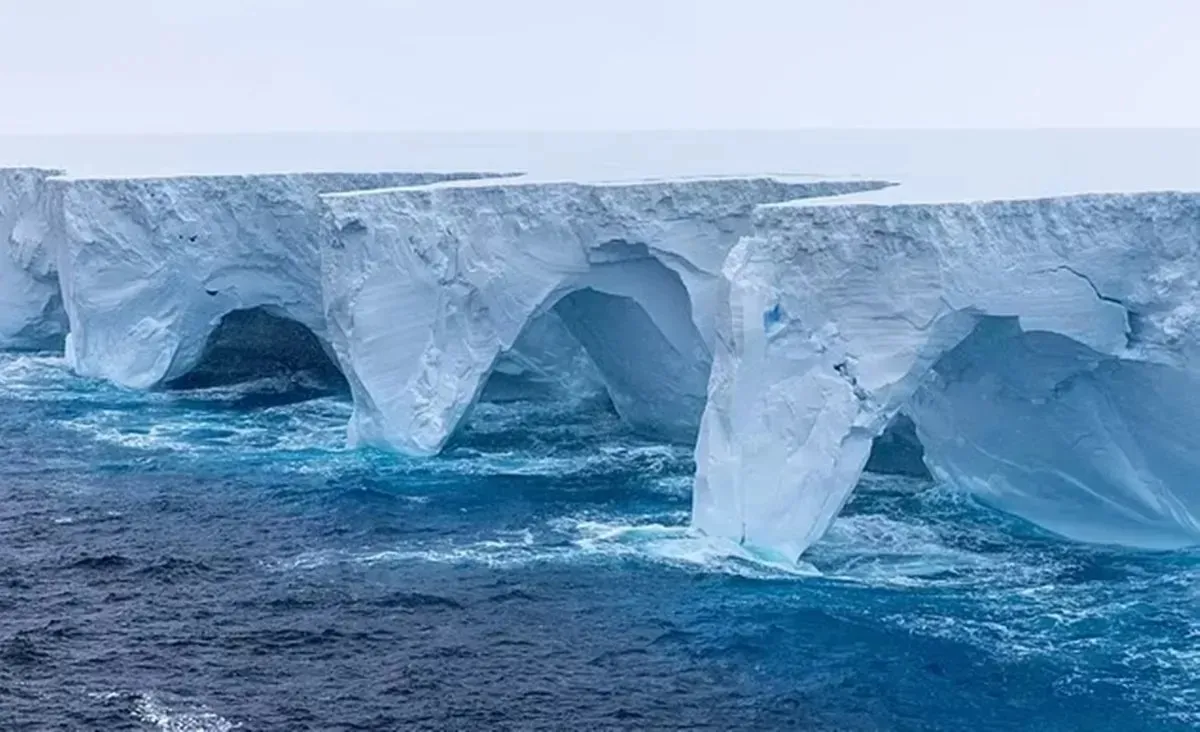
695, 187, 1200, 560
320, 171, 889, 196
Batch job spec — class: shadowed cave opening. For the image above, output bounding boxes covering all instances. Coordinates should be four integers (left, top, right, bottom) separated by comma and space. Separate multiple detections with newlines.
473, 247, 713, 446
477, 309, 609, 407
165, 308, 347, 406
470, 268, 934, 480
897, 315, 1200, 548
865, 414, 929, 479
550, 286, 711, 444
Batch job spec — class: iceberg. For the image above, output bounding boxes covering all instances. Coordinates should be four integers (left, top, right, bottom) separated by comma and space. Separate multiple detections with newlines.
694, 187, 1200, 560
50, 172, 505, 388
19, 156, 1197, 562
321, 175, 889, 454
0, 168, 67, 349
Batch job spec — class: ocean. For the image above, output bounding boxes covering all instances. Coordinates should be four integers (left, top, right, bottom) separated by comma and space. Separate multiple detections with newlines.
0, 351, 1197, 730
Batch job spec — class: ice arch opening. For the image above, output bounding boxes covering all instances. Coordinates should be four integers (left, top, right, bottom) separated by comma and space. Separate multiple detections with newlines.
909, 316, 1200, 550
552, 287, 705, 442
52, 172, 507, 389
863, 414, 929, 479
477, 310, 607, 406
164, 307, 345, 394
694, 191, 1200, 561
546, 251, 712, 443
321, 175, 893, 457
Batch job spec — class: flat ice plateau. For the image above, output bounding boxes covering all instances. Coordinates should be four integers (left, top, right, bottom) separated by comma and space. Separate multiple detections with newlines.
3, 130, 1200, 561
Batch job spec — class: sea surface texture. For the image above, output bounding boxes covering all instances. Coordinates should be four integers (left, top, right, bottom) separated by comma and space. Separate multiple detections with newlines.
0, 351, 1197, 731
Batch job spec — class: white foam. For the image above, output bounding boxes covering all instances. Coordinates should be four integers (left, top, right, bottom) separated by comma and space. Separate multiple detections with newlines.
131, 693, 240, 732
0, 353, 76, 394
273, 512, 823, 580
273, 528, 544, 571
437, 442, 690, 480
568, 519, 821, 579
53, 391, 353, 457
809, 512, 1048, 589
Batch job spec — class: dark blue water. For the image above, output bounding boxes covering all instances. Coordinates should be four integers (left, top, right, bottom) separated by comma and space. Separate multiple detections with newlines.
1, 353, 1197, 731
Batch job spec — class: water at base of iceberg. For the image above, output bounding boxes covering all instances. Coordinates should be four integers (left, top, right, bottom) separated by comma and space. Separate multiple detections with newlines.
1, 353, 1197, 731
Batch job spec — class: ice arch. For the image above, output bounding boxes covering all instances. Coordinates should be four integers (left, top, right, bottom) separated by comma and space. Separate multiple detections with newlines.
695, 190, 1200, 560
51, 171, 506, 389
321, 176, 889, 455
909, 317, 1200, 550
478, 309, 605, 405
164, 307, 345, 391
551, 275, 709, 443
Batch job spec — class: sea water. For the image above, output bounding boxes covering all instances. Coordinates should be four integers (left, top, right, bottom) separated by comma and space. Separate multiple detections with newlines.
1, 351, 1197, 730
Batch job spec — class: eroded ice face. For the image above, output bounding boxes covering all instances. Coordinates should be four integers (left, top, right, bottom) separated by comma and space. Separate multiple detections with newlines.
320, 175, 886, 457
696, 190, 1200, 560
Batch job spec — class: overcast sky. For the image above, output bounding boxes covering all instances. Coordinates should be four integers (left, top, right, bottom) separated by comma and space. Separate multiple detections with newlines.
1, 0, 1197, 133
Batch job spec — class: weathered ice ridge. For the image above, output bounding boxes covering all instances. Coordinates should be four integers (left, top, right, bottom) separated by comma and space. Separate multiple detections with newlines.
51, 172, 503, 388
321, 175, 890, 455
0, 168, 67, 349
695, 190, 1200, 560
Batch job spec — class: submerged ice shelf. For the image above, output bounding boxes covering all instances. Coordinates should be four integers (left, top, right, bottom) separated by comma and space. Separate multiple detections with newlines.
3, 160, 1200, 563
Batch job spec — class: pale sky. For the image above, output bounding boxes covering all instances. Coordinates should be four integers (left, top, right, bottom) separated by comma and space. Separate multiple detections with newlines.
1, 0, 1197, 133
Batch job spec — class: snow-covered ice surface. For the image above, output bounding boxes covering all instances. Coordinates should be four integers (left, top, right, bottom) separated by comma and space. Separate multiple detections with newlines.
0, 130, 1196, 191
50, 172, 506, 388
320, 175, 889, 455
0, 168, 66, 349
697, 188, 1200, 560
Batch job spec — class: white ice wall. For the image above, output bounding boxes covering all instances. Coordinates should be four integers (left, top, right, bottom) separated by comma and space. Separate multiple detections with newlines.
0, 168, 67, 349
51, 172, 502, 388
695, 191, 1200, 560
321, 176, 889, 455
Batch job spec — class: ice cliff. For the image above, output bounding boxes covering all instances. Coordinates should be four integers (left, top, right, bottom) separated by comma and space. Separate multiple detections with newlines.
695, 189, 1200, 560
50, 172, 502, 388
320, 176, 888, 455
0, 168, 67, 349
13, 158, 1198, 562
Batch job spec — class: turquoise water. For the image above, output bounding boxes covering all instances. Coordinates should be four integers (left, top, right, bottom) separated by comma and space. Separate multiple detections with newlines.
1, 352, 1197, 730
